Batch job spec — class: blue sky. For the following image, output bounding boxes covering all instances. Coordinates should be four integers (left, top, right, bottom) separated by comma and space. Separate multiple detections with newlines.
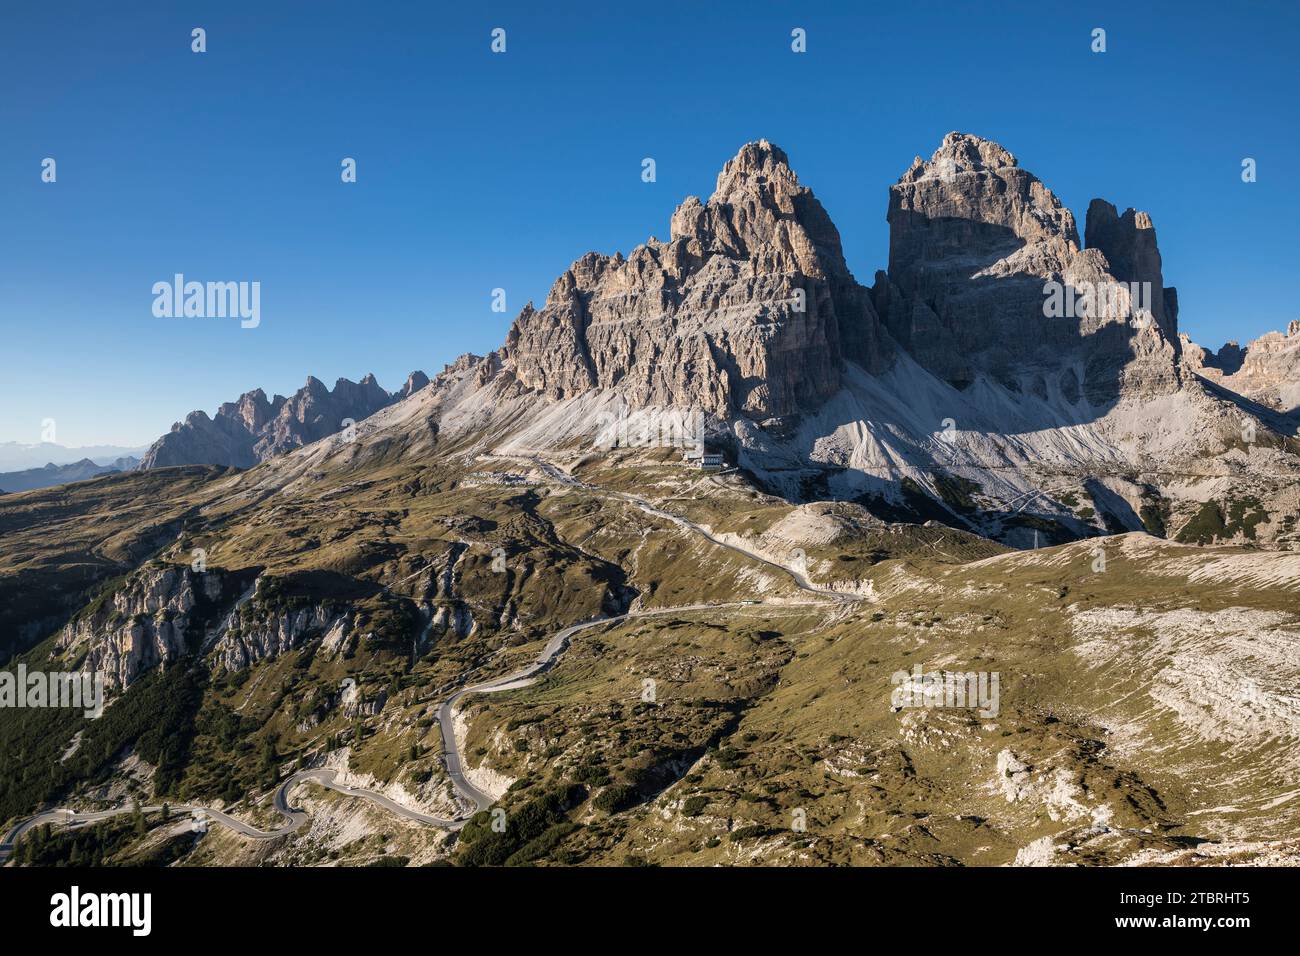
2, 1, 1296, 446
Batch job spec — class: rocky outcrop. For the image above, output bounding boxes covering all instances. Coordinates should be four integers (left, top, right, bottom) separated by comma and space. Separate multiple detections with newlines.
141, 389, 272, 470
1084, 200, 1178, 336
57, 565, 248, 690
428, 603, 474, 639
339, 680, 387, 717
499, 140, 891, 421
1216, 340, 1248, 374
139, 371, 427, 469
873, 132, 1182, 403
215, 601, 351, 672
399, 370, 430, 399
1185, 321, 1300, 412
56, 564, 357, 690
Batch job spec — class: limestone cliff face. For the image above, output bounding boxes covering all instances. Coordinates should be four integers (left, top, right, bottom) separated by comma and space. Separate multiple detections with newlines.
399, 370, 431, 398
55, 565, 355, 691
501, 140, 890, 421
875, 132, 1182, 402
214, 602, 351, 673
1185, 321, 1300, 412
57, 565, 243, 690
497, 133, 1187, 421
1084, 199, 1178, 336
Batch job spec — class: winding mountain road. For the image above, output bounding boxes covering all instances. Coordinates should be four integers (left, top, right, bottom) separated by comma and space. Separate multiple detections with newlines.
432, 453, 866, 814
2, 454, 861, 864
0, 768, 461, 863
526, 454, 861, 603
1, 604, 760, 861
436, 602, 755, 816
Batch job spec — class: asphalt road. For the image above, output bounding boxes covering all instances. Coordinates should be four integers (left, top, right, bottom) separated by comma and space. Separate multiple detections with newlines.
0, 769, 458, 863
1, 603, 756, 862
528, 454, 861, 603
2, 454, 860, 864
435, 602, 754, 817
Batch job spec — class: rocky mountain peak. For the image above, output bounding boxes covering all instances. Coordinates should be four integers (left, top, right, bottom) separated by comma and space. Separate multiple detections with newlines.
140, 372, 409, 470
669, 139, 852, 283
500, 140, 890, 420
228, 388, 278, 433
329, 374, 390, 408
1084, 199, 1177, 336
890, 131, 1080, 261
1213, 340, 1245, 373
694, 139, 803, 213
877, 132, 1180, 400
303, 375, 329, 394
717, 137, 790, 177
901, 131, 1020, 181
400, 370, 431, 398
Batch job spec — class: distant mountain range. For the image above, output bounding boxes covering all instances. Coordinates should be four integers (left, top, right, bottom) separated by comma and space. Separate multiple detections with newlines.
0, 442, 146, 472
137, 371, 429, 469
0, 457, 139, 494
0, 374, 432, 494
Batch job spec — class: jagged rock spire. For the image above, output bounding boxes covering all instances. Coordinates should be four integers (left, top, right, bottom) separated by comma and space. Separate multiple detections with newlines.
876, 131, 1180, 402
502, 140, 890, 420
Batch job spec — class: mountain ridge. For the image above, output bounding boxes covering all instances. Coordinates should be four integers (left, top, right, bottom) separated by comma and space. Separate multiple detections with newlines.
236, 133, 1297, 549
0, 456, 139, 494
138, 370, 429, 470
1183, 320, 1300, 413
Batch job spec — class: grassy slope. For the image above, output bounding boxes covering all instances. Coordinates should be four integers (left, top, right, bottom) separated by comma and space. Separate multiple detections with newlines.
0, 466, 229, 661
5, 437, 1299, 868
449, 534, 1300, 866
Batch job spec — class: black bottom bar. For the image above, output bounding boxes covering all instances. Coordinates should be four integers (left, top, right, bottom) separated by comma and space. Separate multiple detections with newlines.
0, 864, 1278, 941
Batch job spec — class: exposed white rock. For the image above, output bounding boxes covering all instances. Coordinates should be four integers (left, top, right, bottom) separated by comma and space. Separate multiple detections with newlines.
58, 565, 233, 690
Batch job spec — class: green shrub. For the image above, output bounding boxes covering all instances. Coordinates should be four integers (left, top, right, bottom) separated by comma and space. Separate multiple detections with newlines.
1176, 501, 1225, 544
593, 784, 638, 814
681, 796, 708, 817
457, 783, 587, 867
